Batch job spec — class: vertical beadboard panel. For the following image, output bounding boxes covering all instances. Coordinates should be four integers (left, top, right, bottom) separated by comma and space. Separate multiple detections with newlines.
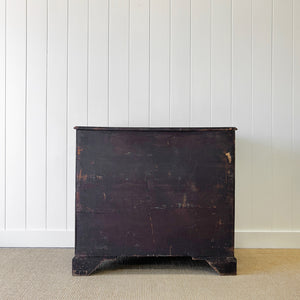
232, 0, 253, 231
129, 0, 149, 126
47, 0, 68, 229
190, 0, 211, 127
149, 0, 170, 126
26, 0, 47, 229
292, 0, 300, 230
88, 0, 109, 126
109, 0, 129, 126
5, 0, 26, 229
1, 0, 300, 246
211, 0, 232, 126
252, 0, 273, 230
272, 0, 293, 230
0, 0, 6, 230
67, 0, 88, 230
170, 0, 191, 126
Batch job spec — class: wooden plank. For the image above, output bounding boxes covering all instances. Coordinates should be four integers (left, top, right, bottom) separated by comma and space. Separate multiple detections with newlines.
129, 0, 149, 126
190, 0, 211, 126
5, 0, 26, 229
109, 0, 129, 126
0, 0, 6, 230
292, 0, 300, 230
170, 0, 190, 126
88, 0, 109, 126
232, 0, 252, 231
67, 0, 88, 230
47, 0, 68, 229
252, 0, 273, 230
149, 0, 170, 126
26, 0, 47, 229
272, 0, 293, 230
211, 0, 232, 126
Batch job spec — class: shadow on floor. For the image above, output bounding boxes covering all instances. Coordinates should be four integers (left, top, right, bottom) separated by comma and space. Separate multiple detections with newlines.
93, 256, 217, 276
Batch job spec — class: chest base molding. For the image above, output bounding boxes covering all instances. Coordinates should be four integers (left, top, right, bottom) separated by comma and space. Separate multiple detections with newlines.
72, 255, 237, 276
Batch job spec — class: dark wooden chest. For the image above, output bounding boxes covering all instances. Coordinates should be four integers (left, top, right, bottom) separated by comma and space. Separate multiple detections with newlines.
72, 127, 237, 275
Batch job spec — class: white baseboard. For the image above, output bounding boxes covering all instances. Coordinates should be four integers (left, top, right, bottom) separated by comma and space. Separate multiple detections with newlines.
235, 231, 300, 248
1, 230, 300, 248
0, 230, 75, 247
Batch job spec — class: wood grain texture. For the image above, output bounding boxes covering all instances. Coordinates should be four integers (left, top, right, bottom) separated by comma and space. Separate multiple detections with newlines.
73, 128, 236, 275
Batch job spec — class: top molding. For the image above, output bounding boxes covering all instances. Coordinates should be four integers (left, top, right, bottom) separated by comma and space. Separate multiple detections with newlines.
74, 127, 237, 131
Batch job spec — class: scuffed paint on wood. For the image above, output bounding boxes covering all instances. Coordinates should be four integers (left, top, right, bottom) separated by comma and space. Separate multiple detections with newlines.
73, 127, 237, 276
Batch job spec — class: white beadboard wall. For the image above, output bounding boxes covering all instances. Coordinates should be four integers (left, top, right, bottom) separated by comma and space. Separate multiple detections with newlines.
0, 0, 300, 248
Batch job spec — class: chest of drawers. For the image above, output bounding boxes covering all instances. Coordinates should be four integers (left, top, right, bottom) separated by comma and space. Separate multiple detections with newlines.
72, 127, 237, 275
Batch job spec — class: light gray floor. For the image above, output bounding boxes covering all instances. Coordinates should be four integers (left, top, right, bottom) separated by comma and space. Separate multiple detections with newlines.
0, 248, 300, 299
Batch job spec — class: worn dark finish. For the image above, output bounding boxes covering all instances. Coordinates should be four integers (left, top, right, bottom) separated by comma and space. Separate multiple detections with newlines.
73, 127, 237, 276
